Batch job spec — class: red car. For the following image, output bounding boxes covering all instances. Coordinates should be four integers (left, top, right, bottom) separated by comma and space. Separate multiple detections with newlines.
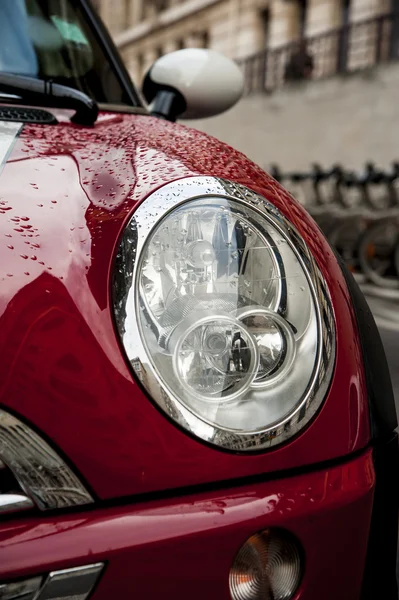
0, 2, 397, 600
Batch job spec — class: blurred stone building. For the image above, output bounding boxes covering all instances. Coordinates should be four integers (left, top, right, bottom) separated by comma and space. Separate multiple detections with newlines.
95, 0, 399, 170
96, 0, 394, 83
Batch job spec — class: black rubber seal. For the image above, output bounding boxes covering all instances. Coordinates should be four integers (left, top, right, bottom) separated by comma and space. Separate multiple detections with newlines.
361, 433, 399, 600
334, 250, 398, 599
334, 250, 397, 438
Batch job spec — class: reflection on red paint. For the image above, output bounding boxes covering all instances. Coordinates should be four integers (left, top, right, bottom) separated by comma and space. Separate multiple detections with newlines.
0, 112, 370, 501
0, 451, 374, 600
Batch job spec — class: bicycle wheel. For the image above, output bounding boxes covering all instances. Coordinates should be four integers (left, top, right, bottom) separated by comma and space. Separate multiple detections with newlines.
328, 213, 368, 274
358, 218, 399, 288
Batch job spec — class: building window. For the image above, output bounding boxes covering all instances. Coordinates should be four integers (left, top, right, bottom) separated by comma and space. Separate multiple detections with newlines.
137, 53, 144, 81
341, 0, 351, 26
124, 0, 131, 28
152, 0, 169, 12
135, 0, 145, 24
298, 0, 307, 38
261, 8, 270, 49
199, 31, 209, 48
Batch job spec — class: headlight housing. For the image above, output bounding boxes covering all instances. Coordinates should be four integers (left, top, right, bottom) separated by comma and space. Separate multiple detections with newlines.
113, 177, 335, 451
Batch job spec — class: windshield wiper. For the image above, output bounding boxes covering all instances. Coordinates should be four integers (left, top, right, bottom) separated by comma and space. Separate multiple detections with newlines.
0, 73, 98, 126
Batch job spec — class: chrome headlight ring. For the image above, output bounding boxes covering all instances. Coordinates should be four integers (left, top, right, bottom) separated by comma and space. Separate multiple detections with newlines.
113, 177, 335, 451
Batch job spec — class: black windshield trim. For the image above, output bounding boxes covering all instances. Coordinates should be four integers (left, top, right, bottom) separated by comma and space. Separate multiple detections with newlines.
98, 103, 148, 114
79, 0, 142, 108
0, 73, 99, 125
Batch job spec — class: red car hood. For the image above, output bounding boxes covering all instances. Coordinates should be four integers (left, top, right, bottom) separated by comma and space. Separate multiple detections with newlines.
0, 112, 369, 501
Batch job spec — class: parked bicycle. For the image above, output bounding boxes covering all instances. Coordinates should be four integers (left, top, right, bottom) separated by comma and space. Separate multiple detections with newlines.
269, 161, 399, 290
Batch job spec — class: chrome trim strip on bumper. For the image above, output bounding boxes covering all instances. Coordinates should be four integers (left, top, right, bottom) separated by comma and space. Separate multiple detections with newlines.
0, 563, 104, 600
0, 493, 34, 515
0, 576, 42, 600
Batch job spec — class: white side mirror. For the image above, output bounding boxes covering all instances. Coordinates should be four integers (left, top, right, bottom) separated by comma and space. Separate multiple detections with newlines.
142, 48, 244, 121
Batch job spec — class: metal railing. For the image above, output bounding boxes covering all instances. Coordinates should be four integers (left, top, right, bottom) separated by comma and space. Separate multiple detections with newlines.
238, 11, 399, 95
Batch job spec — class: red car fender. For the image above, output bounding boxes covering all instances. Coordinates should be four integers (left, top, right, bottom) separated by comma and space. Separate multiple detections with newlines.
0, 113, 369, 500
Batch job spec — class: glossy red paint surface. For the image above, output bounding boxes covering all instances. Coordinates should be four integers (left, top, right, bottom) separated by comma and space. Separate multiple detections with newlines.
0, 112, 370, 500
0, 450, 375, 599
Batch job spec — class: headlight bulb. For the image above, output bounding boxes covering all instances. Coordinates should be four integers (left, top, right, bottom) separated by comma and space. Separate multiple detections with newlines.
185, 240, 216, 268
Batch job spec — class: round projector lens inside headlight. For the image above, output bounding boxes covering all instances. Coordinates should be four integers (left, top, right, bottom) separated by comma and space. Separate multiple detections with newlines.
237, 308, 296, 387
229, 529, 303, 600
171, 314, 259, 402
113, 177, 335, 451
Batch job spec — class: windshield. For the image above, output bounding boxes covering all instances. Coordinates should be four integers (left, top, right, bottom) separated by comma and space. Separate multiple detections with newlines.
0, 0, 138, 106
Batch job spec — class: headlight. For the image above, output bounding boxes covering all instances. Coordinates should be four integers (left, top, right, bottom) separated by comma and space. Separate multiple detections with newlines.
113, 177, 335, 451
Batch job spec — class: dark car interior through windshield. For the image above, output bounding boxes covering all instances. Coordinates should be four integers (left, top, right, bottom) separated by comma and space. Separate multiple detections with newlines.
0, 0, 138, 106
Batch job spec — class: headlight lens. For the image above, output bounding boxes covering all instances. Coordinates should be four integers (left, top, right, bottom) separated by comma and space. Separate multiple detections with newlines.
113, 177, 335, 451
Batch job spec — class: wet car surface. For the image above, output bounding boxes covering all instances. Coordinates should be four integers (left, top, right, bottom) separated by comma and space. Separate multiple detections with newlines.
0, 2, 397, 600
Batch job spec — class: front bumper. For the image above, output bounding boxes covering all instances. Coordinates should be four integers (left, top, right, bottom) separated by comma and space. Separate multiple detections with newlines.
0, 449, 375, 600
